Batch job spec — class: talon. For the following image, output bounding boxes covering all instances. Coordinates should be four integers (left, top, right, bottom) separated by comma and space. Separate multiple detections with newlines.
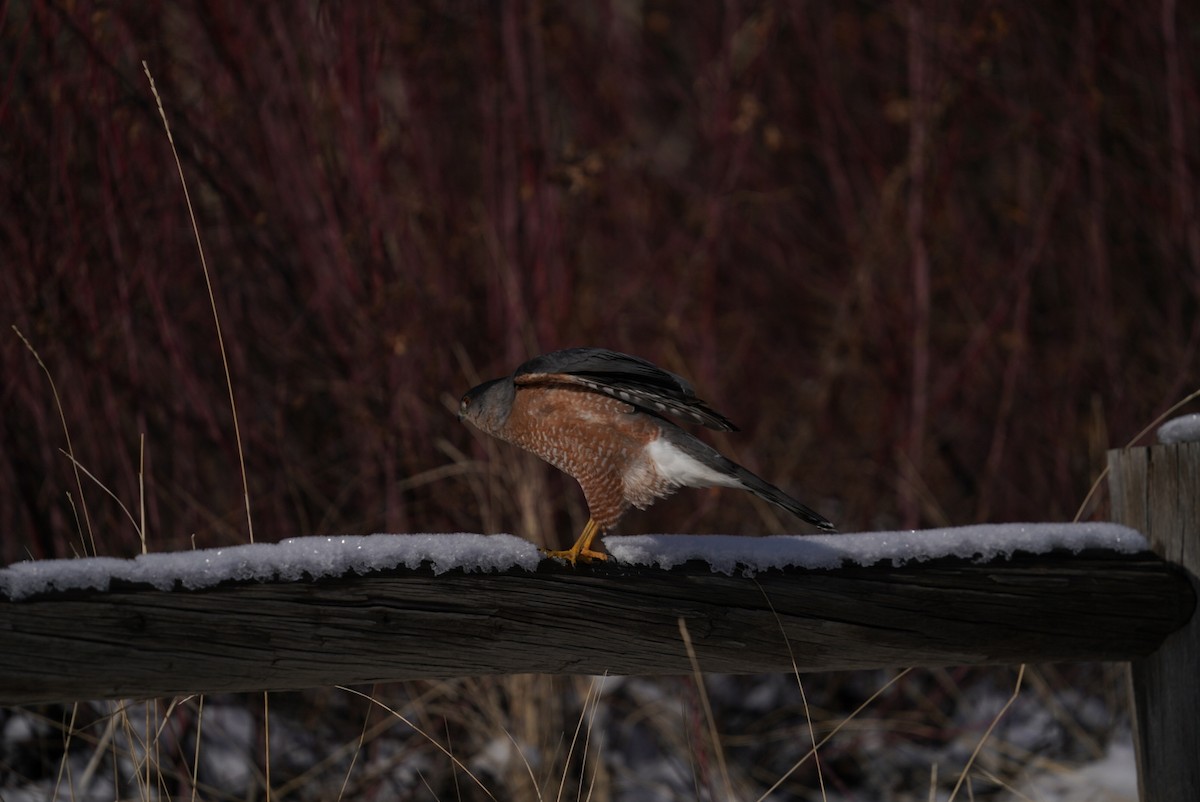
541, 518, 607, 564
540, 546, 608, 565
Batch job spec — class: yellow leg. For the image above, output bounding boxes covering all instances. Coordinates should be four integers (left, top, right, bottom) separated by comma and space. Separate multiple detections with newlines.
541, 518, 608, 565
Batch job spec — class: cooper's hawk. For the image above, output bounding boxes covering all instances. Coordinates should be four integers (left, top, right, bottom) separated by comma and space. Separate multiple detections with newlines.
459, 347, 835, 563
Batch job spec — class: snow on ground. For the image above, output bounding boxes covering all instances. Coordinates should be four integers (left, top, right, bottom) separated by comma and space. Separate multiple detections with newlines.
1004, 739, 1138, 802
1157, 412, 1200, 444
0, 523, 1146, 600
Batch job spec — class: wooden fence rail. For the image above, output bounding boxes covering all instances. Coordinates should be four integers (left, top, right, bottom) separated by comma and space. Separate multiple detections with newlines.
0, 549, 1190, 705
1, 439, 1196, 800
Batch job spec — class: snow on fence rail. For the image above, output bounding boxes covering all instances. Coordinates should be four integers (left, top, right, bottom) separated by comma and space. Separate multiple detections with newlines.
0, 440, 1197, 799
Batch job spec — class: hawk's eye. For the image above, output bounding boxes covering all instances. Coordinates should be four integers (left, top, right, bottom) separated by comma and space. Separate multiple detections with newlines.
460, 395, 471, 409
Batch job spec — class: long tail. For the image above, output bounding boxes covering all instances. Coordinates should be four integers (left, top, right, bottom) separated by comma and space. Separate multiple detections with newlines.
658, 425, 837, 531
730, 464, 837, 532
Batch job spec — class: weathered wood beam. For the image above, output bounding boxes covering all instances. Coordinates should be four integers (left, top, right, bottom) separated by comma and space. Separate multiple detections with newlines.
0, 548, 1192, 705
1110, 441, 1200, 802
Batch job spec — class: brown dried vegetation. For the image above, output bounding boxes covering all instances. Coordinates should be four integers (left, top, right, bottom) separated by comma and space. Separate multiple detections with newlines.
2, 2, 1197, 561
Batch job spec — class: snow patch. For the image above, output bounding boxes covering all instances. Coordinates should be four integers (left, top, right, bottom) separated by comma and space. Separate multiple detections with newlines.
604, 523, 1147, 574
1007, 740, 1137, 802
1157, 413, 1200, 444
0, 533, 540, 600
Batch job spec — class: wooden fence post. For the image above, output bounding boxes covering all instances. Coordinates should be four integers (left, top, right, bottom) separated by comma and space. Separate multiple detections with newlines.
1109, 437, 1200, 801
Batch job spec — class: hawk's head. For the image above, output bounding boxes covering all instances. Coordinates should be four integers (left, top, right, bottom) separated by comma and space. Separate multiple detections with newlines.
458, 377, 515, 435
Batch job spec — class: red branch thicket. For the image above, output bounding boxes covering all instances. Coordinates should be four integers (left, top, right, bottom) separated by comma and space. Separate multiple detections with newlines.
2, 2, 1197, 561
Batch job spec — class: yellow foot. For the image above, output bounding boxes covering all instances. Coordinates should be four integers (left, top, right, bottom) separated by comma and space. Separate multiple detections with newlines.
540, 546, 608, 565
541, 517, 608, 565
